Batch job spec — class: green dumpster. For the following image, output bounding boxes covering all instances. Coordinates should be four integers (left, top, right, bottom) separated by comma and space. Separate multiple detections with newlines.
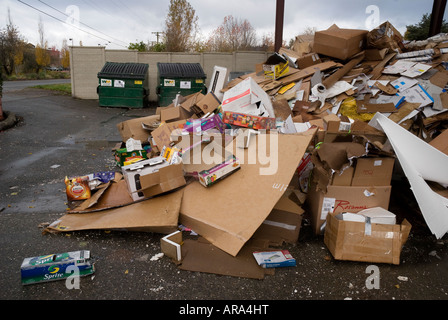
156, 62, 207, 107
97, 62, 149, 108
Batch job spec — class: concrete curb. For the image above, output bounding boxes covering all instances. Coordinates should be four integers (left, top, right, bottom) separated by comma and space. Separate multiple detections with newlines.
0, 111, 17, 131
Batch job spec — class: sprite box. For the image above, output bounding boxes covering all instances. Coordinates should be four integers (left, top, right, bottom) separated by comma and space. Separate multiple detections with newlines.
21, 250, 95, 285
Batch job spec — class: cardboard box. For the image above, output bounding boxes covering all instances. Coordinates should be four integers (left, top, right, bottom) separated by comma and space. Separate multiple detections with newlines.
138, 162, 186, 199
198, 155, 241, 187
297, 53, 322, 69
365, 48, 389, 61
331, 166, 354, 186
182, 114, 225, 134
114, 148, 147, 167
352, 157, 395, 186
253, 250, 296, 268
207, 66, 228, 101
323, 113, 351, 134
160, 105, 192, 122
367, 21, 404, 53
121, 156, 169, 201
116, 115, 161, 143
314, 24, 368, 60
221, 77, 275, 118
307, 182, 392, 235
252, 189, 304, 245
161, 230, 183, 262
151, 120, 187, 149
192, 92, 221, 116
222, 111, 276, 130
262, 53, 290, 80
324, 211, 411, 264
21, 250, 95, 285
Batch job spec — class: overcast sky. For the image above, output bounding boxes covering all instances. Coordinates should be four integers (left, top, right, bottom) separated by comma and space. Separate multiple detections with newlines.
0, 0, 444, 50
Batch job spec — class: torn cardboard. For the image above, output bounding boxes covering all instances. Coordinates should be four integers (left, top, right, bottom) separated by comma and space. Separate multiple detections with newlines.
44, 189, 184, 234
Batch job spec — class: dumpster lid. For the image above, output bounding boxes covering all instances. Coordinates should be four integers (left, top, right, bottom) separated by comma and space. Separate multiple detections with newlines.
157, 62, 206, 78
98, 62, 149, 79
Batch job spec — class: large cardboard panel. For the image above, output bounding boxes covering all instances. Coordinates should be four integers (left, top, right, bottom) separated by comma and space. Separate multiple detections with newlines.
179, 132, 315, 256
44, 189, 183, 234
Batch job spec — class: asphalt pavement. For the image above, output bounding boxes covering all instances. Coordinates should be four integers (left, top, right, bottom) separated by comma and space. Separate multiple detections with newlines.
0, 82, 447, 313
2, 78, 71, 93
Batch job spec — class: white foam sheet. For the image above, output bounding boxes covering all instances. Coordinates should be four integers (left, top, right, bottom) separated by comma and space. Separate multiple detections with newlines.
369, 113, 448, 239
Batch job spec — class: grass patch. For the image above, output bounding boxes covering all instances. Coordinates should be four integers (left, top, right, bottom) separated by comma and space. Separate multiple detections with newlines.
31, 83, 72, 95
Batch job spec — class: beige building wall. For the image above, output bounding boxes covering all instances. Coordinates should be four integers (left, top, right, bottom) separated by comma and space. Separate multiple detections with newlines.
70, 47, 270, 102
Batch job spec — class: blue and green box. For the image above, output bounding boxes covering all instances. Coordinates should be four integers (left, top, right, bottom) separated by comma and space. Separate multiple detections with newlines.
21, 250, 95, 285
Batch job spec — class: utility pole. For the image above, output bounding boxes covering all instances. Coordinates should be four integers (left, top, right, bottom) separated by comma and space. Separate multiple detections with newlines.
274, 0, 285, 52
429, 0, 447, 37
152, 31, 163, 44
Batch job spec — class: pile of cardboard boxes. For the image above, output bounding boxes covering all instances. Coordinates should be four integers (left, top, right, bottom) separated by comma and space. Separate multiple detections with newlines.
45, 21, 448, 278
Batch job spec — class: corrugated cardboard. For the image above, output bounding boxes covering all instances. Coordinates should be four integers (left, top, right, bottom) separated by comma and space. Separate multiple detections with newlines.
307, 181, 392, 235
151, 120, 186, 149
314, 24, 368, 61
429, 129, 448, 155
179, 131, 315, 256
221, 77, 275, 118
193, 92, 221, 116
251, 189, 304, 245
116, 115, 160, 142
352, 157, 395, 186
68, 178, 134, 213
44, 189, 183, 234
121, 156, 169, 201
331, 166, 354, 186
138, 163, 186, 198
262, 53, 289, 80
160, 105, 192, 122
324, 211, 411, 265
178, 238, 274, 279
297, 53, 322, 69
161, 230, 183, 262
367, 21, 404, 53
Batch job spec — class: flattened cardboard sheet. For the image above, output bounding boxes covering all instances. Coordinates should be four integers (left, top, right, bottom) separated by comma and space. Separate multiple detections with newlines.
179, 131, 315, 256
178, 238, 274, 279
44, 189, 184, 234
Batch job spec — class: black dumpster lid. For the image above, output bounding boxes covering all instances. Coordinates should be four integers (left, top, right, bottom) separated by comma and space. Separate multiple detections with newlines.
157, 62, 206, 78
98, 62, 149, 79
